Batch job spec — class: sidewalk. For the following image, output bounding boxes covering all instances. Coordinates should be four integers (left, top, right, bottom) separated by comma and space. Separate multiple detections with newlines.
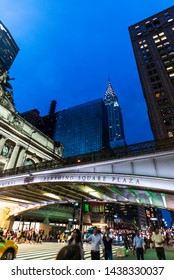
113, 245, 174, 260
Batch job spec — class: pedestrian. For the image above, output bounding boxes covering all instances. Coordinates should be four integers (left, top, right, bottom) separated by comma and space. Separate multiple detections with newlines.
123, 231, 130, 249
103, 228, 113, 260
68, 229, 84, 259
0, 227, 3, 237
166, 232, 170, 246
16, 230, 21, 243
84, 226, 105, 260
133, 230, 146, 260
151, 228, 166, 260
56, 244, 81, 260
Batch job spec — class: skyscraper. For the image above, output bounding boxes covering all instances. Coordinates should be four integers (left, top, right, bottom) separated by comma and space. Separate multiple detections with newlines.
129, 6, 174, 140
104, 80, 126, 148
0, 21, 19, 72
53, 99, 110, 157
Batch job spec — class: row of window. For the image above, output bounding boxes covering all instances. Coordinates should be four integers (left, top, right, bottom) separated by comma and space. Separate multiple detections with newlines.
157, 98, 169, 106
161, 107, 172, 116
155, 90, 166, 98
164, 117, 174, 126
134, 11, 174, 36
153, 31, 174, 81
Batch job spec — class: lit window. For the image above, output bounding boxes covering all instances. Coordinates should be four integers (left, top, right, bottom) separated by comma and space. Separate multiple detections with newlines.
168, 131, 173, 137
166, 66, 173, 71
153, 35, 158, 39
168, 18, 173, 22
155, 92, 160, 98
161, 54, 167, 59
163, 60, 170, 64
161, 36, 167, 41
154, 39, 160, 43
157, 44, 163, 48
169, 72, 174, 77
164, 41, 169, 45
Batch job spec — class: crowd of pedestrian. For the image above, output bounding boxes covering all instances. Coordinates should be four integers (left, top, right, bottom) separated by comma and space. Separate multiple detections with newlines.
0, 225, 173, 260
55, 226, 173, 260
0, 227, 44, 244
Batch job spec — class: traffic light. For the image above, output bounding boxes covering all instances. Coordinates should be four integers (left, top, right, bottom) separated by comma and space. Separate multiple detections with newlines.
73, 202, 80, 208
83, 202, 90, 212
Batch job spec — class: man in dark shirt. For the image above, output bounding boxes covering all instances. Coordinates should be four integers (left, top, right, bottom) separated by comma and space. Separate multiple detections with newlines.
103, 228, 113, 260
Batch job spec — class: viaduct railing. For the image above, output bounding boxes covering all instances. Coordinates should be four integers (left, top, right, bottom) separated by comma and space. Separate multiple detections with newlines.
1, 138, 174, 178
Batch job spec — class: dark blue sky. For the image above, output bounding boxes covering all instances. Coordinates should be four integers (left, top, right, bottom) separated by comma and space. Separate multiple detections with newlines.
1, 0, 173, 144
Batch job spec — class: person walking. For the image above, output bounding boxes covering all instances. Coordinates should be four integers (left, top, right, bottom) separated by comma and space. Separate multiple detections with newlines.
0, 228, 3, 237
133, 230, 146, 260
151, 228, 166, 260
103, 228, 113, 260
84, 226, 105, 260
68, 229, 84, 259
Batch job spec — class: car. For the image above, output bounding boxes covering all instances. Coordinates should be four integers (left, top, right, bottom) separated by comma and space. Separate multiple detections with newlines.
0, 235, 18, 260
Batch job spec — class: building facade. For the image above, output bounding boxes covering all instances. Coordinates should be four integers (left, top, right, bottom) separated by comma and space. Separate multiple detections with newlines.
129, 6, 174, 140
104, 80, 126, 148
0, 103, 63, 171
53, 98, 110, 157
0, 21, 19, 72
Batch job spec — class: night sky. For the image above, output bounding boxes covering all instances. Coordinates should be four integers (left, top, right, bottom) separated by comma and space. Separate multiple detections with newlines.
1, 0, 174, 144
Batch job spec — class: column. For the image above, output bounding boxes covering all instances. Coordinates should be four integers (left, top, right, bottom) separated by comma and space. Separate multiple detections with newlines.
0, 136, 6, 154
6, 144, 20, 169
16, 148, 26, 167
0, 207, 10, 228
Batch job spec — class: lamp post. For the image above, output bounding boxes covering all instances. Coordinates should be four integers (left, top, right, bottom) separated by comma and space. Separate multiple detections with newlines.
79, 197, 84, 231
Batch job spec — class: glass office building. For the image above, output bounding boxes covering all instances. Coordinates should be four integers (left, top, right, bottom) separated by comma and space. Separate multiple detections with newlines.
53, 98, 110, 157
0, 21, 19, 72
129, 6, 174, 140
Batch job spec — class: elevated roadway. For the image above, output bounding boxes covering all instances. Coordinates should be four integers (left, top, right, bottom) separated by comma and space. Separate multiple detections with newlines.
0, 139, 174, 220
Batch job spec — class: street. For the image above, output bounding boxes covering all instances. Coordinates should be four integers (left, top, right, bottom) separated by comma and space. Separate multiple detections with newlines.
15, 242, 174, 260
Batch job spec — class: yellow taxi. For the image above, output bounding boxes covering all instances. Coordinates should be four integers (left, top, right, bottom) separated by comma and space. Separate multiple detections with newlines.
0, 235, 18, 260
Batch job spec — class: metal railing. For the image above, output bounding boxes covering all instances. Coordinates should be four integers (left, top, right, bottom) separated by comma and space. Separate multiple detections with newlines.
0, 138, 174, 178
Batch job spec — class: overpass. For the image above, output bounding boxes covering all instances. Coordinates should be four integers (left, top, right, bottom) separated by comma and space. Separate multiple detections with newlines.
0, 139, 174, 221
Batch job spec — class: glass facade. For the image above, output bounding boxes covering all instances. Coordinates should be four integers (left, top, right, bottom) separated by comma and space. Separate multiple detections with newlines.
53, 99, 110, 157
0, 21, 19, 72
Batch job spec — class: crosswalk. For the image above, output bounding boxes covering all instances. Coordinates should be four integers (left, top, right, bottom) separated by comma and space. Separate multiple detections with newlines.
15, 242, 121, 260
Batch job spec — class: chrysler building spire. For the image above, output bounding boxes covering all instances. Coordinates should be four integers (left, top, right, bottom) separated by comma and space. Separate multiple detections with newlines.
104, 79, 126, 148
